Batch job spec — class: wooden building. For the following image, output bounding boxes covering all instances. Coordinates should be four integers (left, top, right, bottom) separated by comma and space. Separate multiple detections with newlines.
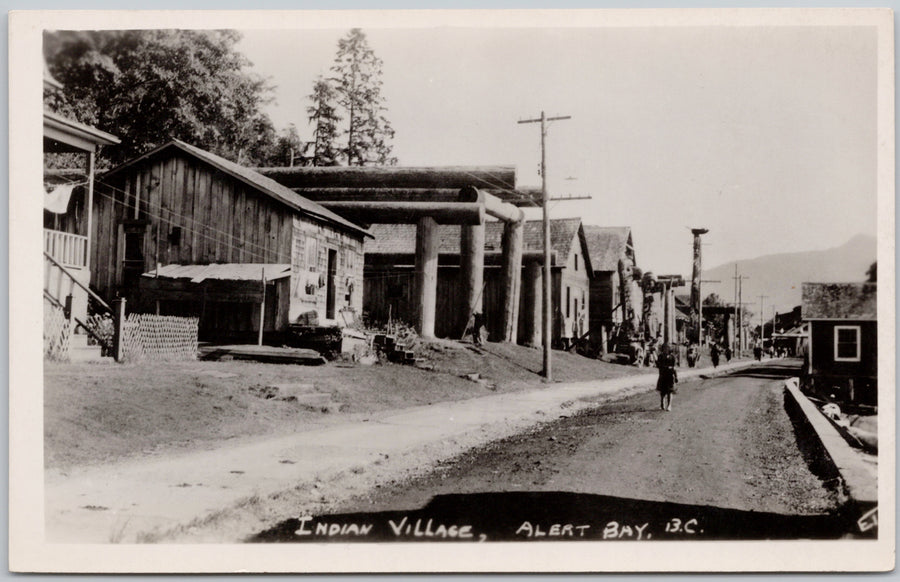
583, 226, 636, 352
93, 140, 371, 342
364, 217, 592, 347
43, 110, 120, 324
802, 282, 877, 405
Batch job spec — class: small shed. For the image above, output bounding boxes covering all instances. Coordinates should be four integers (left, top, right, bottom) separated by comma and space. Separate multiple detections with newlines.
802, 282, 877, 405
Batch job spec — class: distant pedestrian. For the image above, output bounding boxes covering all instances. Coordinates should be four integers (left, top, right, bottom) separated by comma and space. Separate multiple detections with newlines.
724, 346, 732, 362
710, 343, 720, 368
656, 344, 679, 411
471, 312, 486, 346
754, 345, 763, 361
686, 343, 699, 368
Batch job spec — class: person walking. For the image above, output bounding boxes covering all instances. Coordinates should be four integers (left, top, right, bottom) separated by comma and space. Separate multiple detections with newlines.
724, 345, 732, 362
710, 343, 720, 368
686, 343, 699, 368
656, 343, 679, 411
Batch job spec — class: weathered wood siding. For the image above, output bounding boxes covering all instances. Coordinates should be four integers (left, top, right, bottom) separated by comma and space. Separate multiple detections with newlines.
91, 149, 364, 331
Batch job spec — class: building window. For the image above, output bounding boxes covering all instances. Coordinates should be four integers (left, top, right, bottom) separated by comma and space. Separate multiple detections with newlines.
834, 325, 861, 362
574, 253, 578, 271
566, 286, 571, 318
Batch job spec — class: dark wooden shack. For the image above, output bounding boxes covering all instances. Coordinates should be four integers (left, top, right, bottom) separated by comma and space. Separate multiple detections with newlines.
92, 140, 370, 341
802, 282, 877, 405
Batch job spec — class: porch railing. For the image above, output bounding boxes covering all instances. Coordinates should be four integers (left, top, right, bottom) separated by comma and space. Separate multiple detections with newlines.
44, 228, 87, 268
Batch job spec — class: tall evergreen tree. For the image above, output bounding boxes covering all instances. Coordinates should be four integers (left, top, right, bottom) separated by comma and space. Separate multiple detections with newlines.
308, 28, 396, 166
306, 76, 342, 166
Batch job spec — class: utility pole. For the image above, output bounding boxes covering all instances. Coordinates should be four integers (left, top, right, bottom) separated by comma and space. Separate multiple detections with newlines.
758, 294, 769, 346
733, 267, 749, 356
519, 111, 571, 382
698, 279, 721, 346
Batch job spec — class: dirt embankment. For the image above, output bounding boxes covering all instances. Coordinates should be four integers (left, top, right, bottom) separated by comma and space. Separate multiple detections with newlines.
45, 340, 647, 470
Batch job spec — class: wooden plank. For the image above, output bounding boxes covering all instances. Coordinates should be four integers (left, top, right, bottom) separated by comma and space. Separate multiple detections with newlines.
233, 184, 246, 262
200, 165, 213, 263
208, 172, 221, 262
221, 177, 235, 263
193, 163, 208, 263
181, 157, 195, 264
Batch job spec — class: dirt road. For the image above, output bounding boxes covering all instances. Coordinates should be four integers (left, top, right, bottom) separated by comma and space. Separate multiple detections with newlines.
257, 360, 841, 541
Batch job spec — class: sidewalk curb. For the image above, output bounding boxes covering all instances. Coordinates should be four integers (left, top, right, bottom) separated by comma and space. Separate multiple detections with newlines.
783, 378, 877, 530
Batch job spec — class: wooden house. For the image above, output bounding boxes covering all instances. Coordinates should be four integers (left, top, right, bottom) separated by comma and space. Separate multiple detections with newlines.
802, 282, 877, 405
583, 226, 636, 352
364, 217, 592, 347
93, 140, 371, 343
43, 110, 120, 324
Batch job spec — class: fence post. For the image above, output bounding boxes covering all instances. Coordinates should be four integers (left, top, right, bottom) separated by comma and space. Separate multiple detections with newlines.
113, 298, 127, 362
64, 294, 73, 322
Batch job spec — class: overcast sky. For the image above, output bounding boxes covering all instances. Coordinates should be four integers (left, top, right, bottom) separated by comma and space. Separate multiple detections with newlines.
237, 24, 878, 276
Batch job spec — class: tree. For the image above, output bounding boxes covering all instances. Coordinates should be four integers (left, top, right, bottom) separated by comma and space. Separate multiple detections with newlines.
44, 29, 277, 167
866, 261, 877, 283
306, 77, 342, 166
307, 28, 396, 166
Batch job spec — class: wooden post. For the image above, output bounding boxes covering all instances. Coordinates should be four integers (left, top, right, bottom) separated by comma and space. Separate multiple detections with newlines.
415, 216, 438, 339
460, 221, 485, 336
524, 260, 542, 347
113, 298, 126, 362
500, 219, 524, 342
258, 267, 266, 346
85, 150, 95, 269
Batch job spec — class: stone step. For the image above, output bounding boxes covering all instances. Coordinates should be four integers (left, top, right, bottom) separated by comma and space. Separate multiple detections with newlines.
69, 344, 107, 363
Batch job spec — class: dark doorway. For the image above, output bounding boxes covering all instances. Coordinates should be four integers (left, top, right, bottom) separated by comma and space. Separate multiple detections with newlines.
326, 249, 337, 320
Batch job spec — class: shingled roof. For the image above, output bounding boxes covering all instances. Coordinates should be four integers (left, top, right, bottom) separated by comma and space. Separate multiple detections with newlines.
100, 140, 371, 238
583, 226, 632, 272
802, 282, 877, 320
366, 218, 584, 259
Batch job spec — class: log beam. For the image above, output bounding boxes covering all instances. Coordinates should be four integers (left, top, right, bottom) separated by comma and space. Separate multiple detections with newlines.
321, 201, 484, 225
499, 219, 524, 342
459, 186, 525, 223
257, 166, 516, 190
290, 187, 482, 203
460, 221, 485, 336
415, 216, 439, 339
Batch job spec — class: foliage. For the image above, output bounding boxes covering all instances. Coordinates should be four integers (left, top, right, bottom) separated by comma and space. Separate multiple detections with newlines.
307, 29, 396, 166
44, 29, 279, 167
866, 261, 877, 283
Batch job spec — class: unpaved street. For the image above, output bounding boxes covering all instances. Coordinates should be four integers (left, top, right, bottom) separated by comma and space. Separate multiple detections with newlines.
255, 360, 842, 542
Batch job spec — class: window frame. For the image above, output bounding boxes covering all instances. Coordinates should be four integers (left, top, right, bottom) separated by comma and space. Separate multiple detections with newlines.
833, 325, 861, 362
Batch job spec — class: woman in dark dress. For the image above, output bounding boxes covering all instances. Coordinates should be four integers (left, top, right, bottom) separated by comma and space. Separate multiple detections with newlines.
656, 344, 678, 411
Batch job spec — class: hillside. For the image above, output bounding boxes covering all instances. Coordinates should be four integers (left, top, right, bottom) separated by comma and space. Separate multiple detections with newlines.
701, 234, 876, 316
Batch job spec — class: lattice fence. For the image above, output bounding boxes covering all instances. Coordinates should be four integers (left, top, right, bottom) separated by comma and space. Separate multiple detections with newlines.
121, 314, 199, 362
44, 301, 71, 361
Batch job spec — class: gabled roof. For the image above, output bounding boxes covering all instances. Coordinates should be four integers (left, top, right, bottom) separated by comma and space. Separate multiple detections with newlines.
366, 218, 585, 261
101, 140, 371, 238
583, 226, 633, 272
802, 282, 877, 320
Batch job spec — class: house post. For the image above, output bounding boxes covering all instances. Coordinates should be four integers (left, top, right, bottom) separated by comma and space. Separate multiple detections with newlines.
113, 297, 127, 362
85, 150, 95, 269
415, 216, 439, 339
499, 219, 524, 342
524, 259, 542, 347
459, 220, 485, 336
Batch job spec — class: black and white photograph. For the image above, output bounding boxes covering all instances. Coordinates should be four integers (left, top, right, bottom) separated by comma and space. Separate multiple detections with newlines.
9, 7, 895, 573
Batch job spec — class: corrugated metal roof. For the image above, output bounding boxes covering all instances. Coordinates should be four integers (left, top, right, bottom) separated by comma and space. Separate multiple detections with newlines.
366, 218, 582, 258
583, 226, 632, 272
143, 263, 291, 283
100, 140, 371, 238
802, 282, 877, 320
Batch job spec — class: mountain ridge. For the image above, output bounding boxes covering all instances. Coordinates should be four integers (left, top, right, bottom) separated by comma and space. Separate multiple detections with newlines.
697, 234, 876, 316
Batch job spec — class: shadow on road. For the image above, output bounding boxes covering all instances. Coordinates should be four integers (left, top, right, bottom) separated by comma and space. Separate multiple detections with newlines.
726, 363, 802, 380
248, 491, 863, 543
